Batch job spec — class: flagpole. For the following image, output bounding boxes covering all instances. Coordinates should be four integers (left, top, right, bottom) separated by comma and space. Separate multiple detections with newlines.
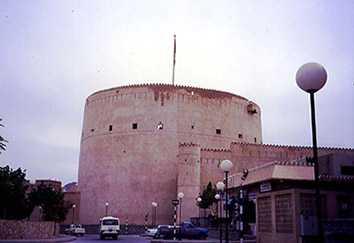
172, 35, 176, 85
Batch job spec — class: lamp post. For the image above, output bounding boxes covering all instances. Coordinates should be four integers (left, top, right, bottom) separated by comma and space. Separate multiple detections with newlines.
152, 202, 157, 226
220, 160, 233, 243
197, 197, 202, 217
39, 206, 42, 221
216, 181, 225, 243
105, 202, 109, 216
178, 192, 184, 240
72, 204, 76, 224
215, 194, 220, 231
296, 62, 327, 243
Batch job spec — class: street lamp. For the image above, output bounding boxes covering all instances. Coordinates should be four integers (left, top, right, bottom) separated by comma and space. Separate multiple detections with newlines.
178, 192, 184, 240
215, 194, 220, 232
152, 202, 157, 226
220, 160, 233, 243
105, 202, 109, 216
196, 197, 202, 217
39, 206, 43, 221
72, 204, 76, 224
216, 181, 225, 243
296, 62, 327, 243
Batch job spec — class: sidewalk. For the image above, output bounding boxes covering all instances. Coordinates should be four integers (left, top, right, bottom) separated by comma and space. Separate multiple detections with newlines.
0, 235, 76, 243
150, 239, 256, 243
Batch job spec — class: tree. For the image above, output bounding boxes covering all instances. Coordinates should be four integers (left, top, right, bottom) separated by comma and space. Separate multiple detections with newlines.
0, 166, 32, 219
28, 183, 69, 222
196, 182, 219, 214
0, 118, 8, 154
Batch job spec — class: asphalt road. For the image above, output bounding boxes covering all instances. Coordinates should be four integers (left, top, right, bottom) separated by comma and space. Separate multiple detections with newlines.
74, 234, 152, 242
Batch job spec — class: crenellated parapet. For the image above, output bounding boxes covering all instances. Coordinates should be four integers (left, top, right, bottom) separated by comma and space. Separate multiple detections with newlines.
231, 142, 354, 160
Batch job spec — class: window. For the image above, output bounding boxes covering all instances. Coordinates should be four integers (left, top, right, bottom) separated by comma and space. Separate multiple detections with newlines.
238, 133, 243, 139
191, 125, 194, 129
157, 122, 163, 130
337, 196, 353, 218
258, 196, 272, 232
275, 194, 293, 233
341, 166, 354, 175
254, 137, 257, 143
216, 129, 221, 134
91, 129, 95, 132
109, 125, 113, 131
132, 123, 138, 129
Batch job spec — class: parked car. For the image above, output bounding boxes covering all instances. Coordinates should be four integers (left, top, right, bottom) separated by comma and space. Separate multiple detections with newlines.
64, 224, 86, 236
156, 222, 208, 239
99, 216, 120, 240
145, 225, 170, 238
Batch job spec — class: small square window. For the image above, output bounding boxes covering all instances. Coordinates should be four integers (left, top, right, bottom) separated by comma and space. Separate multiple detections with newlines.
216, 129, 221, 134
191, 125, 194, 129
91, 129, 95, 132
132, 123, 138, 129
109, 125, 113, 131
239, 133, 243, 139
157, 122, 164, 130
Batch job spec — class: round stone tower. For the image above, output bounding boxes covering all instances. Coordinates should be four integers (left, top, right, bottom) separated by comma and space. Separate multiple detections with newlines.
177, 142, 201, 223
78, 84, 262, 224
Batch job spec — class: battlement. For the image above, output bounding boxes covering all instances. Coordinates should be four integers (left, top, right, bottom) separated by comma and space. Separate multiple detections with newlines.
201, 148, 231, 153
84, 83, 258, 111
88, 83, 249, 101
231, 142, 354, 152
179, 142, 200, 148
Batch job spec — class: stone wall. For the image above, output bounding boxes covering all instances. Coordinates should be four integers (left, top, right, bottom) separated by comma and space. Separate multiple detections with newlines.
230, 142, 354, 175
324, 219, 354, 243
62, 191, 81, 225
60, 224, 145, 235
0, 220, 59, 239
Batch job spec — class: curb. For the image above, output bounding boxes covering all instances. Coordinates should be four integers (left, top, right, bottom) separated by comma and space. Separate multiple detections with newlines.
0, 235, 76, 243
150, 238, 256, 243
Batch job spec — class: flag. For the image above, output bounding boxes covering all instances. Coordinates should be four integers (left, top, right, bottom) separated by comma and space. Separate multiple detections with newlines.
173, 35, 176, 66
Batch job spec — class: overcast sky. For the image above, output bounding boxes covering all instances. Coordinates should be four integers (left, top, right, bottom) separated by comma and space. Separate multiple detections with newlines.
1, 0, 353, 185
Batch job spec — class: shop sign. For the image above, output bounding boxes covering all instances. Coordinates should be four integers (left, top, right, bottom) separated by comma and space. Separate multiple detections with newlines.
260, 182, 272, 192
248, 192, 259, 202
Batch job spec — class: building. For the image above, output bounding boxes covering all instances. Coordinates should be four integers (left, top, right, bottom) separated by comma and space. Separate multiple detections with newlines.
77, 83, 354, 232
26, 179, 63, 222
78, 84, 262, 225
227, 153, 354, 243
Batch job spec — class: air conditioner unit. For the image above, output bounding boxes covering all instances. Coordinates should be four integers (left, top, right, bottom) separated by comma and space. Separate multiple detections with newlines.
300, 215, 318, 236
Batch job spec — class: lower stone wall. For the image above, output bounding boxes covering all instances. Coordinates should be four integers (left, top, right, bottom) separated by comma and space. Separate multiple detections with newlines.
324, 219, 354, 243
207, 228, 240, 240
0, 220, 59, 239
60, 224, 146, 235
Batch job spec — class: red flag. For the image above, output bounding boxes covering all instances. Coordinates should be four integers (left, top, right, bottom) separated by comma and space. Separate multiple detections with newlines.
173, 35, 176, 66
172, 35, 176, 85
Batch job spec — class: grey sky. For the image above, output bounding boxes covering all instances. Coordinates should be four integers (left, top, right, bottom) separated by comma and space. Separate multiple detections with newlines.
1, 0, 353, 185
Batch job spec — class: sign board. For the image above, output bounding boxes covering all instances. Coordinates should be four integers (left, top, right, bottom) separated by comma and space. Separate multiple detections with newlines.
248, 192, 259, 203
260, 182, 272, 192
172, 199, 179, 205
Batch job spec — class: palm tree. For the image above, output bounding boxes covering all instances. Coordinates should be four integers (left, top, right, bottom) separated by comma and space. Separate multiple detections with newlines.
0, 118, 8, 154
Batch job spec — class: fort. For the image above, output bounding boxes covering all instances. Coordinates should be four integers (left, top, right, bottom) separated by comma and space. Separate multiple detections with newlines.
78, 84, 261, 224
77, 83, 353, 226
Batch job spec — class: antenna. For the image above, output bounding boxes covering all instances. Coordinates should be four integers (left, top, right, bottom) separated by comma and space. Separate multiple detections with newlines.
172, 35, 176, 85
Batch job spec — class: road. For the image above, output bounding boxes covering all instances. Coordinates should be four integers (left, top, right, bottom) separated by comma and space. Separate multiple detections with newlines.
74, 234, 152, 242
